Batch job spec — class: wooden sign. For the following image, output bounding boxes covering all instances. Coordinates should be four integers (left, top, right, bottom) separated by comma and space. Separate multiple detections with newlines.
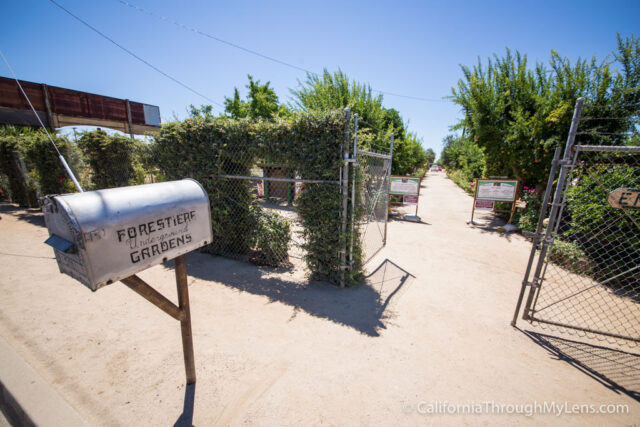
608, 188, 640, 209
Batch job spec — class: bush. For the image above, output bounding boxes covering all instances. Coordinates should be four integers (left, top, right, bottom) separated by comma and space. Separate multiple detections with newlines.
549, 239, 594, 276
78, 130, 138, 189
446, 169, 475, 195
23, 132, 78, 195
563, 161, 640, 289
254, 211, 291, 266
152, 112, 363, 285
516, 187, 542, 232
0, 127, 39, 206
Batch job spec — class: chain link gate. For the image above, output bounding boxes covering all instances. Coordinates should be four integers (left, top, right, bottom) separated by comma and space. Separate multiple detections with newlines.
513, 98, 640, 346
350, 115, 393, 265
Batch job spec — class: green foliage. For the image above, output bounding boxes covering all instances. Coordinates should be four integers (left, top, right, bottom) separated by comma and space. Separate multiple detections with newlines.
223, 75, 288, 120
391, 132, 428, 175
254, 211, 291, 266
23, 132, 77, 195
516, 187, 542, 232
446, 169, 475, 196
291, 69, 385, 130
0, 127, 36, 206
152, 112, 363, 285
440, 134, 485, 184
291, 69, 429, 176
562, 162, 640, 289
425, 148, 436, 167
549, 239, 594, 276
450, 35, 640, 188
78, 130, 138, 189
0, 126, 79, 205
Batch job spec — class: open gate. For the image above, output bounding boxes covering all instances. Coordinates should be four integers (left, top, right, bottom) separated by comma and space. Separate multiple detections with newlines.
350, 115, 393, 265
513, 98, 640, 346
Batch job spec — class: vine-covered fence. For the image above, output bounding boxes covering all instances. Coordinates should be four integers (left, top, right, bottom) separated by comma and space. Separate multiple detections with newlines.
152, 110, 392, 287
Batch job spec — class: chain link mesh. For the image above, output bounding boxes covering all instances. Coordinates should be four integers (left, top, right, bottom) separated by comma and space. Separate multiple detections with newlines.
528, 147, 640, 346
355, 150, 391, 264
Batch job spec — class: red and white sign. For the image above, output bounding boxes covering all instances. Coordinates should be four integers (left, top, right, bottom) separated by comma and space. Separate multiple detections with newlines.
403, 195, 419, 206
475, 199, 494, 210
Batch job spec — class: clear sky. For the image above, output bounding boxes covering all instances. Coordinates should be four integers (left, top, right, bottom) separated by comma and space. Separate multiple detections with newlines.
1, 0, 638, 157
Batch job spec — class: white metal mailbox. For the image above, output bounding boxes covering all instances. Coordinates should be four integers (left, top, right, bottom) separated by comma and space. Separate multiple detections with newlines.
42, 179, 212, 291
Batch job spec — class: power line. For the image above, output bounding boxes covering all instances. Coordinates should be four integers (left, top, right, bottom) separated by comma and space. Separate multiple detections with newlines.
47, 0, 224, 110
0, 49, 84, 192
115, 0, 448, 104
117, 0, 314, 76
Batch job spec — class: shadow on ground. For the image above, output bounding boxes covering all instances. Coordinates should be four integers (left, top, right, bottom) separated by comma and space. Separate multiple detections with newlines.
520, 329, 640, 402
185, 254, 414, 337
174, 383, 195, 427
469, 212, 520, 241
0, 203, 45, 228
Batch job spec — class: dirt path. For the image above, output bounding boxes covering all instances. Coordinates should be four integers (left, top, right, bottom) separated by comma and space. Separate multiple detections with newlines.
0, 172, 638, 426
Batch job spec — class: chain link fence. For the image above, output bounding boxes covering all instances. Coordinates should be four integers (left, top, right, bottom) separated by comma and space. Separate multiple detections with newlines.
355, 148, 392, 264
2, 111, 395, 286
514, 98, 640, 347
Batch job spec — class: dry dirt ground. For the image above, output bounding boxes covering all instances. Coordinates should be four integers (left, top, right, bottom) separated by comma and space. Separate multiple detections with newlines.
0, 171, 638, 426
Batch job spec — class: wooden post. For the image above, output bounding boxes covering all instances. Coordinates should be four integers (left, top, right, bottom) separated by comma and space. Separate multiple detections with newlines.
125, 99, 135, 140
121, 256, 196, 384
41, 84, 56, 132
469, 178, 479, 224
175, 255, 196, 384
264, 168, 270, 202
287, 169, 293, 206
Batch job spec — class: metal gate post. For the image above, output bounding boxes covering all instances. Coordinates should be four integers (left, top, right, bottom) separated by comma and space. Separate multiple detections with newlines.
383, 133, 394, 246
340, 108, 351, 287
511, 146, 561, 326
349, 114, 359, 267
520, 97, 584, 321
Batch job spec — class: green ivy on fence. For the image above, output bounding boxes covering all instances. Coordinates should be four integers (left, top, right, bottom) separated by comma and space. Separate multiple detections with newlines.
152, 112, 364, 286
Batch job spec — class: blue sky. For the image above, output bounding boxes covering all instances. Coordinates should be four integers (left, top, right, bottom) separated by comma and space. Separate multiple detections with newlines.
1, 0, 639, 156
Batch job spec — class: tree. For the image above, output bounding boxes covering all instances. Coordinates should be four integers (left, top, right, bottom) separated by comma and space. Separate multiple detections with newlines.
291, 69, 429, 174
223, 75, 288, 120
450, 34, 640, 188
425, 148, 436, 166
290, 69, 386, 133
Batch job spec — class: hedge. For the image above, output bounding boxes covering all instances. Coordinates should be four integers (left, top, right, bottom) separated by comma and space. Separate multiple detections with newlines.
152, 112, 363, 286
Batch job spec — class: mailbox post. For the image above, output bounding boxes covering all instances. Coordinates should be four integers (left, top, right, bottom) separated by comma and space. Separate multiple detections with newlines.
42, 179, 212, 384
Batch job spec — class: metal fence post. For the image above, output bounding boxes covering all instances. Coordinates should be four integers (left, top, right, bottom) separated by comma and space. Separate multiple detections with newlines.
340, 108, 351, 287
349, 114, 359, 268
383, 133, 394, 246
520, 97, 584, 321
511, 146, 561, 326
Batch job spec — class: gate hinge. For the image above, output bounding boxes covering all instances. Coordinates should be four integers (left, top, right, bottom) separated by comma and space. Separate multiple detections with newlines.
339, 264, 352, 271
552, 159, 572, 167
344, 157, 359, 165
529, 279, 542, 289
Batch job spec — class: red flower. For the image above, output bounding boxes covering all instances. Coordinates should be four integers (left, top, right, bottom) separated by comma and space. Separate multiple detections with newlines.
58, 176, 65, 184
523, 186, 529, 190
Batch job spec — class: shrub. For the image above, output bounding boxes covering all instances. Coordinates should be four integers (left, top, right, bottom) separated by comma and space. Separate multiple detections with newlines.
152, 112, 363, 285
23, 132, 78, 195
254, 211, 291, 266
516, 187, 542, 232
446, 169, 475, 195
78, 129, 138, 189
0, 127, 39, 206
549, 239, 593, 276
563, 161, 640, 289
